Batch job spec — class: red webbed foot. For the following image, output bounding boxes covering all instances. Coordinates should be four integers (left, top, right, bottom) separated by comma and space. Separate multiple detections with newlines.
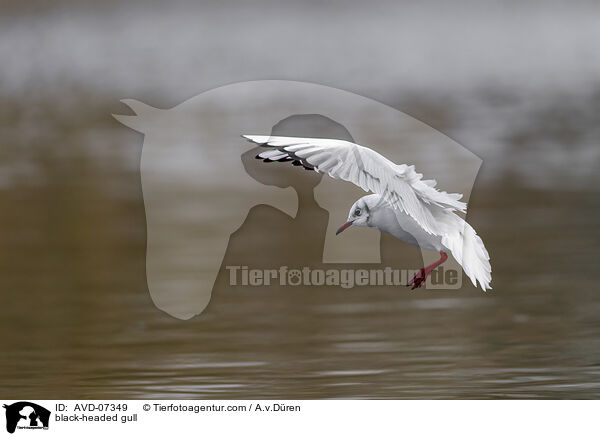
407, 268, 428, 289
406, 251, 449, 290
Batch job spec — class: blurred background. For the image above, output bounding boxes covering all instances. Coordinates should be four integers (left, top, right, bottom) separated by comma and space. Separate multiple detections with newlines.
1, 0, 599, 398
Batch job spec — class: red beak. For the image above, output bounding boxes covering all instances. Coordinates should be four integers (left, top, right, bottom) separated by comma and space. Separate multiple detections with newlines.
336, 221, 353, 235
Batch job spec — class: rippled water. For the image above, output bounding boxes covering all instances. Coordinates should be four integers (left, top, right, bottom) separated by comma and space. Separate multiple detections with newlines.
1, 170, 598, 398
1, 0, 600, 399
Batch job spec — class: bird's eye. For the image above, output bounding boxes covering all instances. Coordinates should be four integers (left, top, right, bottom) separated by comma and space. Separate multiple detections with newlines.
354, 208, 361, 216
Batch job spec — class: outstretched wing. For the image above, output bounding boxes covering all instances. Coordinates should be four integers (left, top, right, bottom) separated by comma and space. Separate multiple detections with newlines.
243, 135, 466, 235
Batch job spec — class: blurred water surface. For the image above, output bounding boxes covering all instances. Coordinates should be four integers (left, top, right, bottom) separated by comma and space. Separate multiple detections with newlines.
1, 0, 599, 398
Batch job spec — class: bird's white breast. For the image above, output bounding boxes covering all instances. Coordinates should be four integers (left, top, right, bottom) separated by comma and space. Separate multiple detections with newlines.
371, 205, 444, 252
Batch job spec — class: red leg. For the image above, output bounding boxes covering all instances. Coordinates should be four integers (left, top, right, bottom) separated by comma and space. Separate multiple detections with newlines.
407, 251, 448, 290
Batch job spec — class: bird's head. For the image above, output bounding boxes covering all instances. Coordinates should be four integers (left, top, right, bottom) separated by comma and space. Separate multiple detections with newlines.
336, 194, 380, 235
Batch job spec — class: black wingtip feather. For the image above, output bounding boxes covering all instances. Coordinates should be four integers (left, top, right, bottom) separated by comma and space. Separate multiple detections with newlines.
255, 154, 311, 170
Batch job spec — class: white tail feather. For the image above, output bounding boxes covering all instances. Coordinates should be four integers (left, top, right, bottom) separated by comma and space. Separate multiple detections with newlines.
441, 214, 492, 291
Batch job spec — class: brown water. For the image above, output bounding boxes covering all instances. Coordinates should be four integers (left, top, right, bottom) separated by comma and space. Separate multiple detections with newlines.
1, 114, 599, 399
2, 0, 600, 393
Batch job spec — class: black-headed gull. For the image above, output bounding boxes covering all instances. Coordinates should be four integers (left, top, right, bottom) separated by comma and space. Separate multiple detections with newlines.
243, 135, 492, 291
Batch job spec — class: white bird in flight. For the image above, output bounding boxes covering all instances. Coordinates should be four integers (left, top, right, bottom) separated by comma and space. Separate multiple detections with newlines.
243, 135, 492, 290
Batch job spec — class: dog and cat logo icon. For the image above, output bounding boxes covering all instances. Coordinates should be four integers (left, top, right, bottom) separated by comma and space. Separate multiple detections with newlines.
3, 402, 50, 433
